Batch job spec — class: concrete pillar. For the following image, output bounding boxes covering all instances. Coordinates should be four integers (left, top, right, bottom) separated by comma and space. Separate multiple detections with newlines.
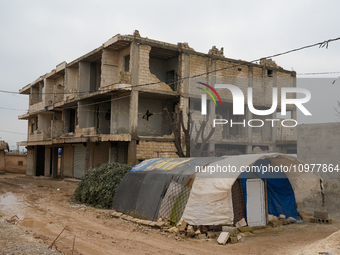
128, 42, 139, 165
246, 66, 253, 154
208, 59, 216, 155
292, 109, 297, 140
271, 70, 278, 152
44, 148, 51, 176
179, 53, 190, 155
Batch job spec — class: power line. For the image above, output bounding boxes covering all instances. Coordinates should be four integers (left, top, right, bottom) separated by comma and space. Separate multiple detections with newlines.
0, 36, 339, 97
0, 106, 28, 111
0, 129, 27, 135
297, 71, 340, 75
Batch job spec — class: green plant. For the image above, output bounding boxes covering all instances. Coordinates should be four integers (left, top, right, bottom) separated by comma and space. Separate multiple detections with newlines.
72, 162, 132, 208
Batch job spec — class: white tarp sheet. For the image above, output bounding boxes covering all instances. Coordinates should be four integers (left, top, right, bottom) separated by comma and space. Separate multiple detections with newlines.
182, 153, 321, 225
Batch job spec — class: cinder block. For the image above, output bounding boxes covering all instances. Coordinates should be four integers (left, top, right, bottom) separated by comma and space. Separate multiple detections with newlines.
314, 211, 328, 220
222, 226, 238, 236
217, 232, 230, 245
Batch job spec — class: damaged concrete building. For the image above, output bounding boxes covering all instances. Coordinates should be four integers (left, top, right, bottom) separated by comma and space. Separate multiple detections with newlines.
18, 30, 297, 178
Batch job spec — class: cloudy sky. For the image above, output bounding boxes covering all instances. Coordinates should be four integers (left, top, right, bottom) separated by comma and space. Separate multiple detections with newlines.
1, 0, 340, 149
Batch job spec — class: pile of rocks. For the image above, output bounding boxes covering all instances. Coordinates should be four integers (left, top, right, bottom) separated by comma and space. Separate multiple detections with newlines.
162, 218, 253, 245
268, 214, 296, 228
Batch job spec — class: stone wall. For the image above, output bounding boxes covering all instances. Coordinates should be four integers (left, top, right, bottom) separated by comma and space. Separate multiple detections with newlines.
136, 141, 178, 160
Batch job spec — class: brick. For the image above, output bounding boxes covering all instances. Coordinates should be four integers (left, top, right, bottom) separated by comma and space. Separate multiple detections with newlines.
222, 226, 238, 236
235, 218, 247, 228
177, 219, 187, 232
217, 232, 230, 245
154, 221, 165, 228
141, 220, 152, 226
148, 221, 156, 227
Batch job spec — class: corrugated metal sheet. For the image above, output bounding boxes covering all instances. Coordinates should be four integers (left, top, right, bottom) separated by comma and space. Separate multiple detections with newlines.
73, 144, 86, 179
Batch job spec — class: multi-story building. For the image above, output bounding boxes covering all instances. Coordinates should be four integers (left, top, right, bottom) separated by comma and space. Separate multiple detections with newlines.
18, 30, 297, 179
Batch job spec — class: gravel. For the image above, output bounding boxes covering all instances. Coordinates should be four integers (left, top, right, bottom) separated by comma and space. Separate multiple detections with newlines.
0, 218, 60, 255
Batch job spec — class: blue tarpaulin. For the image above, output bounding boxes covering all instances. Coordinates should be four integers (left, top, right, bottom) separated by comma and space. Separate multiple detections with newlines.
240, 159, 298, 219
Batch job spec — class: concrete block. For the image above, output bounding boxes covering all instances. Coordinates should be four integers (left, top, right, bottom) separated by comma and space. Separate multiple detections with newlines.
126, 216, 134, 221
314, 211, 328, 220
154, 221, 165, 228
316, 218, 332, 224
235, 218, 247, 228
197, 233, 207, 239
310, 217, 317, 223
217, 232, 230, 245
207, 231, 216, 238
230, 236, 238, 244
222, 226, 238, 236
136, 219, 144, 224
186, 229, 195, 238
177, 219, 187, 232
120, 214, 128, 220
111, 212, 123, 218
269, 220, 283, 228
148, 221, 156, 227
141, 220, 152, 226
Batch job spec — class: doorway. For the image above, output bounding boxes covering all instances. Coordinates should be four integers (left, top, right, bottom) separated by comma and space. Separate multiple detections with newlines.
36, 146, 45, 176
246, 179, 266, 227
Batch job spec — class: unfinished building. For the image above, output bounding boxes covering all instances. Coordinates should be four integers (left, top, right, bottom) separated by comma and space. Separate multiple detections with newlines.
18, 30, 297, 178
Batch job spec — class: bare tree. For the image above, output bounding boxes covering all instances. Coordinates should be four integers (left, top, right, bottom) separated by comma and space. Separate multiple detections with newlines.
164, 107, 215, 157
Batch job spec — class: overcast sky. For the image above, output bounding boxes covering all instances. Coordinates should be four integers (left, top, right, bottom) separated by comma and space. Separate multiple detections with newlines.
1, 0, 340, 149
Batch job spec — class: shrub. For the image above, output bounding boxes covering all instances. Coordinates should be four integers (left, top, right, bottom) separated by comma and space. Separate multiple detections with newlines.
72, 162, 132, 208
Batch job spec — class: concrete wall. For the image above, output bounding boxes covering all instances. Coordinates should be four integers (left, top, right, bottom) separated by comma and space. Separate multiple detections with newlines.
3, 153, 27, 173
0, 150, 5, 173
26, 146, 36, 176
137, 98, 172, 136
78, 101, 95, 128
65, 67, 79, 93
297, 123, 340, 219
137, 141, 177, 161
111, 97, 130, 134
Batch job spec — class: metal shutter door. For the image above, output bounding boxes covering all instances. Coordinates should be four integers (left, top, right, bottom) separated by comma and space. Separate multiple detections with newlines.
73, 144, 86, 179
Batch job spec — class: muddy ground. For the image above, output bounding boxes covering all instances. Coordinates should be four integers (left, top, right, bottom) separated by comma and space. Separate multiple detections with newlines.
0, 173, 339, 255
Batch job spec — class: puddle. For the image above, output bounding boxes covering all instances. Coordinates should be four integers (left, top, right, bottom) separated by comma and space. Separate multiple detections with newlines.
0, 192, 28, 219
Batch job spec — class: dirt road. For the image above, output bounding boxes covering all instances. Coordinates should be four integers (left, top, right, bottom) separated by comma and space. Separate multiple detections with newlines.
0, 174, 339, 255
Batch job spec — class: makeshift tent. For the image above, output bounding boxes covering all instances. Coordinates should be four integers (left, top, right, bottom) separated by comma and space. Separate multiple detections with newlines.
113, 153, 321, 226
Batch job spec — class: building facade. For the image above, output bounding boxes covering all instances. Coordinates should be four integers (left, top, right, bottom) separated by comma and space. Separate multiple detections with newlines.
18, 30, 296, 179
